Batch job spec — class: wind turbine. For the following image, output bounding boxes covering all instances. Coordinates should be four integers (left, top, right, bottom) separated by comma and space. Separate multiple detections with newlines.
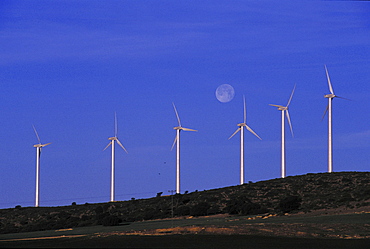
269, 84, 296, 178
32, 125, 51, 207
171, 103, 197, 194
103, 112, 128, 202
323, 65, 348, 173
229, 96, 262, 185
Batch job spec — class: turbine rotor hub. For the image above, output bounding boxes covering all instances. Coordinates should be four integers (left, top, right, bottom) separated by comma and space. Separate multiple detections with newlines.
324, 94, 335, 98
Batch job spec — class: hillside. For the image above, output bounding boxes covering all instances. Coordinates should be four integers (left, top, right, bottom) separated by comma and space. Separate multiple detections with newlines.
1, 172, 370, 234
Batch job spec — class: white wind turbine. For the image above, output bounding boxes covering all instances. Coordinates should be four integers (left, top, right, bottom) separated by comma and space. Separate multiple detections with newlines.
229, 96, 262, 185
171, 103, 197, 194
323, 65, 348, 173
269, 84, 296, 178
103, 112, 128, 202
32, 125, 51, 207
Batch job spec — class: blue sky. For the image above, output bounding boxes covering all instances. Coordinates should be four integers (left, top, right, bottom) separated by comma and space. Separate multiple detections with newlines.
0, 1, 369, 208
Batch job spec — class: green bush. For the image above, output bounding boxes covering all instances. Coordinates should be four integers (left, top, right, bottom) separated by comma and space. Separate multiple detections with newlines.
102, 215, 122, 226
207, 205, 221, 215
224, 195, 267, 215
190, 202, 210, 216
95, 206, 104, 215
143, 208, 162, 220
174, 205, 190, 216
278, 196, 302, 213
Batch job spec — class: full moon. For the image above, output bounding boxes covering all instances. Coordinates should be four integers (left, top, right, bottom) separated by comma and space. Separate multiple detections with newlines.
215, 84, 235, 103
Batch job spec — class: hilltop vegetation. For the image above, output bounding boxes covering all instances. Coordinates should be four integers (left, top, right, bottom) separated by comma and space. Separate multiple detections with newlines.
1, 172, 369, 234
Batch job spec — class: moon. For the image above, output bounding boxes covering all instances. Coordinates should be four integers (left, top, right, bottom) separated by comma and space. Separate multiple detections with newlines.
215, 84, 235, 103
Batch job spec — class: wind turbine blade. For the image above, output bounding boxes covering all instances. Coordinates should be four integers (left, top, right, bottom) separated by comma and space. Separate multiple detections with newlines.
103, 141, 112, 151
324, 65, 334, 95
321, 104, 329, 121
335, 95, 351, 101
243, 95, 246, 124
286, 110, 294, 137
116, 139, 128, 154
32, 125, 41, 144
286, 84, 296, 107
228, 127, 241, 140
114, 112, 118, 137
245, 125, 262, 140
269, 104, 284, 108
181, 127, 197, 132
41, 142, 52, 147
171, 135, 178, 151
172, 102, 181, 127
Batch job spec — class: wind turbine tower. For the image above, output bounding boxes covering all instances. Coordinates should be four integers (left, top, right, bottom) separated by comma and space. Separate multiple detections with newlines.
171, 103, 197, 194
32, 125, 51, 207
103, 112, 128, 202
323, 65, 348, 173
269, 84, 296, 178
229, 96, 262, 185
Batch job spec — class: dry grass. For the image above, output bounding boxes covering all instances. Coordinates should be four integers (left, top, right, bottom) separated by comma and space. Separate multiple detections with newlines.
94, 220, 370, 239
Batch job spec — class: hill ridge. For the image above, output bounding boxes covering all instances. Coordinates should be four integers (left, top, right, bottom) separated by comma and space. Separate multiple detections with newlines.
1, 171, 369, 234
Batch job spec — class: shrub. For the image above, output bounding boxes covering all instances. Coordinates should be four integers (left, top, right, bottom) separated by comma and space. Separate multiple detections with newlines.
96, 212, 109, 225
190, 202, 210, 216
95, 206, 104, 215
224, 195, 266, 215
181, 198, 191, 205
339, 193, 354, 203
207, 205, 221, 215
143, 208, 162, 220
102, 215, 122, 226
240, 202, 266, 215
278, 196, 302, 213
174, 205, 190, 216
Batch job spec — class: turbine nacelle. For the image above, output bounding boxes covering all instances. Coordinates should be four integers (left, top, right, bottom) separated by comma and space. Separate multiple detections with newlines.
173, 126, 197, 131
33, 143, 51, 148
229, 125, 262, 140
324, 93, 336, 98
104, 138, 128, 153
269, 104, 288, 111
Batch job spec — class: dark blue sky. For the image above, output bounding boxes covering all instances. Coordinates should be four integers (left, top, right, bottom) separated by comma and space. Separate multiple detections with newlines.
0, 1, 369, 208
